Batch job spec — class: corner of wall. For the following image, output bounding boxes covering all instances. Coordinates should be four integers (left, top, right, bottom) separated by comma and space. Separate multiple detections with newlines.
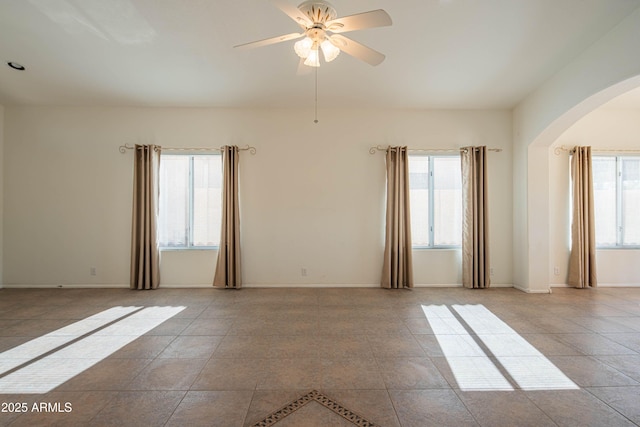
510, 7, 640, 293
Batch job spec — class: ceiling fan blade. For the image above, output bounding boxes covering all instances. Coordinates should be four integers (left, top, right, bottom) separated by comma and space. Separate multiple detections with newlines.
329, 34, 385, 66
326, 9, 392, 34
270, 0, 312, 29
234, 32, 303, 50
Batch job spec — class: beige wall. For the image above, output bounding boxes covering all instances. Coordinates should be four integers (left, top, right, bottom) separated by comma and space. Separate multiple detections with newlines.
0, 105, 3, 288
3, 106, 512, 287
512, 8, 640, 292
551, 108, 640, 286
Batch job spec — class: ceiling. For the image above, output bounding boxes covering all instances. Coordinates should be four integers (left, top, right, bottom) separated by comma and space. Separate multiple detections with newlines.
1, 0, 640, 109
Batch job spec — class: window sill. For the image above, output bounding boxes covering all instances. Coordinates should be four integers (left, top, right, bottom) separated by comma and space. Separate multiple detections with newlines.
160, 247, 219, 251
596, 246, 640, 250
412, 246, 461, 250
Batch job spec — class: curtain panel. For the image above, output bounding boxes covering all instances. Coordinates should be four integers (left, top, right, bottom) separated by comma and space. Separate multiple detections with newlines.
213, 145, 242, 289
568, 146, 597, 288
381, 146, 414, 289
461, 146, 490, 289
130, 144, 161, 290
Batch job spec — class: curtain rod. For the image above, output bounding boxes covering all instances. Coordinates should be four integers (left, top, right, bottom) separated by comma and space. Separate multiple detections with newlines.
368, 145, 503, 155
554, 145, 640, 155
118, 143, 256, 154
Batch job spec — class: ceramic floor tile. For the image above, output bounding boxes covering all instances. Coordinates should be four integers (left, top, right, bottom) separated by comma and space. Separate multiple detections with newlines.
316, 335, 373, 358
0, 394, 56, 427
555, 333, 638, 356
228, 318, 277, 335
595, 354, 640, 382
7, 391, 118, 427
265, 400, 354, 426
157, 335, 223, 359
389, 389, 479, 427
256, 358, 322, 390
2, 287, 640, 427
144, 317, 193, 335
361, 319, 413, 335
317, 318, 366, 335
243, 390, 307, 426
180, 318, 234, 335
414, 334, 446, 357
321, 389, 401, 427
55, 358, 152, 391
164, 390, 253, 427
268, 319, 319, 336
267, 335, 318, 358
88, 390, 186, 427
213, 335, 271, 358
126, 358, 207, 390
520, 333, 584, 356
525, 389, 637, 427
609, 317, 640, 332
320, 358, 386, 389
378, 357, 450, 389
404, 317, 435, 334
586, 386, 640, 424
602, 332, 640, 354
367, 334, 425, 358
549, 355, 640, 387
571, 316, 639, 333
190, 357, 265, 390
454, 390, 557, 427
110, 335, 176, 359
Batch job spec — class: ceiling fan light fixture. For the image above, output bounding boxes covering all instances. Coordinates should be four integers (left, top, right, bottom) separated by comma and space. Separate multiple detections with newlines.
304, 49, 320, 67
294, 37, 313, 59
320, 39, 340, 62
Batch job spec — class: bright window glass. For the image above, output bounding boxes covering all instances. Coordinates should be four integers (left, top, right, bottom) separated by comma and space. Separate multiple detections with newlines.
592, 156, 640, 247
159, 154, 222, 248
409, 155, 462, 247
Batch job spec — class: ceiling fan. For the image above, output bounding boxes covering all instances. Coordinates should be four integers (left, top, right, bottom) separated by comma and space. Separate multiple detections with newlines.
234, 0, 392, 67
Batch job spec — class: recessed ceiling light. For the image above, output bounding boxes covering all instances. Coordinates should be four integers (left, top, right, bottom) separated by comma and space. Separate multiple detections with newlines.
7, 62, 26, 71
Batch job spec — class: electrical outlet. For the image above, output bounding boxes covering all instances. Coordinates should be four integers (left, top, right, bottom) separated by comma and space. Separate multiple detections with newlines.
90, 267, 97, 276
301, 268, 307, 277
490, 268, 494, 276
554, 266, 560, 276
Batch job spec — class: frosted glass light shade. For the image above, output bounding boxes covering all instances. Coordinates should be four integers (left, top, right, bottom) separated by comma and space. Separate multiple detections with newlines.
304, 49, 320, 67
321, 40, 340, 62
294, 37, 313, 58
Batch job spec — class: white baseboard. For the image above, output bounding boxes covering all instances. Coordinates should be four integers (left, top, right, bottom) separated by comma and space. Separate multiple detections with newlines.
2, 284, 128, 289
161, 283, 214, 288
13, 282, 638, 291
551, 283, 640, 288
242, 283, 379, 288
513, 284, 552, 294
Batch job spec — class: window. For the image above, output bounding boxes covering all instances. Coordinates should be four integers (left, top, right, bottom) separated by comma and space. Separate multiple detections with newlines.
409, 155, 462, 247
158, 154, 222, 248
592, 156, 640, 247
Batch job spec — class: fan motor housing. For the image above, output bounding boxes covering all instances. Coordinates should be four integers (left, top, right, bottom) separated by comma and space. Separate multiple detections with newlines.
298, 0, 337, 23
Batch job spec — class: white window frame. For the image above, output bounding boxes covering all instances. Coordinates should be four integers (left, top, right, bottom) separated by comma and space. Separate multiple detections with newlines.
409, 154, 462, 249
594, 155, 640, 249
159, 153, 221, 250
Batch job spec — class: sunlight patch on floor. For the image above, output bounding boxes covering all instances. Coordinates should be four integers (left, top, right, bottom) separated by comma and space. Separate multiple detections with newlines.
422, 304, 578, 391
0, 306, 184, 394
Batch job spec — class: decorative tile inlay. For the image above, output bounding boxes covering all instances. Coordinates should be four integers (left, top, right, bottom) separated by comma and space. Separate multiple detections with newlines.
252, 390, 378, 427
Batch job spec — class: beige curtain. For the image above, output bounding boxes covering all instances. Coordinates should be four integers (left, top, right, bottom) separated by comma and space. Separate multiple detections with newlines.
213, 145, 242, 289
461, 146, 490, 289
381, 146, 414, 289
130, 144, 161, 290
568, 146, 597, 288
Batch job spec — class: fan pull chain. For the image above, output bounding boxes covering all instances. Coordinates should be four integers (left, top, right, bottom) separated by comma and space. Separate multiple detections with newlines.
314, 65, 319, 124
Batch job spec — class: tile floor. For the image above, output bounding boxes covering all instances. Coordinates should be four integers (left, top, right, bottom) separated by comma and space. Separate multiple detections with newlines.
0, 286, 639, 426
